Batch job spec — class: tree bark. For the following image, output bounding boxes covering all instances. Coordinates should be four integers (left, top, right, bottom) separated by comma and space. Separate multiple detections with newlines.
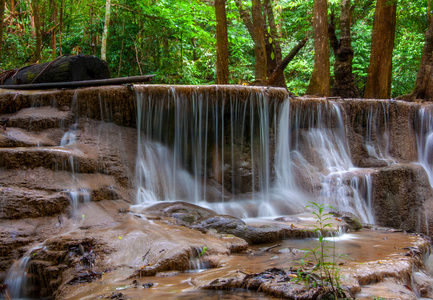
328, 0, 359, 98
364, 0, 397, 99
306, 0, 331, 96
50, 0, 57, 59
101, 0, 111, 61
267, 38, 308, 87
31, 0, 42, 63
263, 0, 282, 81
0, 0, 5, 60
252, 0, 267, 82
59, 0, 63, 55
407, 17, 433, 101
215, 0, 229, 84
234, 0, 254, 39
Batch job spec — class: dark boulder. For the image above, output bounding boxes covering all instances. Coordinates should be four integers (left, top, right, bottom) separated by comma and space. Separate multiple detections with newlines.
1, 55, 110, 85
143, 201, 285, 244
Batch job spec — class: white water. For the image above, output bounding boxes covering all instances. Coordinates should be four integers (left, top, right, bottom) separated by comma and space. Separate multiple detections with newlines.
416, 106, 433, 187
134, 88, 376, 223
3, 244, 46, 299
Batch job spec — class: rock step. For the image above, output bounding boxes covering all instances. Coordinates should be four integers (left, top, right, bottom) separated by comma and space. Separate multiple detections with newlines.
0, 169, 125, 199
0, 147, 99, 173
4, 106, 73, 132
0, 188, 70, 219
0, 127, 62, 148
0, 184, 124, 220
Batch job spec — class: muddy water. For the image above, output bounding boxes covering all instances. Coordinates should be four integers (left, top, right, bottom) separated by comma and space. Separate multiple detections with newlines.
66, 227, 420, 300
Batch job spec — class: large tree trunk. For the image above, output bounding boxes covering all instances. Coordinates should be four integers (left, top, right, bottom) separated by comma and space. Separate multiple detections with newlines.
306, 0, 331, 96
1, 55, 111, 85
31, 0, 42, 63
101, 0, 111, 61
364, 0, 397, 99
252, 0, 267, 83
0, 0, 5, 60
407, 18, 433, 101
215, 0, 229, 84
328, 0, 359, 98
50, 0, 57, 59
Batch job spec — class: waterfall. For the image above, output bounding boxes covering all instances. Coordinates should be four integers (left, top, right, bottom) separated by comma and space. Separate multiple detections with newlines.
416, 106, 433, 187
133, 86, 375, 222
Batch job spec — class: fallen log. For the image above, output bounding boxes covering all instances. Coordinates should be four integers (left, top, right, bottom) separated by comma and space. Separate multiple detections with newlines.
1, 55, 111, 85
0, 75, 156, 90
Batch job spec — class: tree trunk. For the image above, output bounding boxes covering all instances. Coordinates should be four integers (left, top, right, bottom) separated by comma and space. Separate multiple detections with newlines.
252, 0, 267, 82
215, 0, 229, 84
364, 0, 397, 99
101, 0, 111, 61
31, 0, 42, 63
50, 0, 57, 59
306, 0, 331, 96
263, 0, 282, 79
328, 0, 359, 98
0, 0, 5, 60
267, 37, 308, 87
59, 0, 63, 55
407, 17, 433, 101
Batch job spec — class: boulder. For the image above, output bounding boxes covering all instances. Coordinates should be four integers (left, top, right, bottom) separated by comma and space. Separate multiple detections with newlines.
143, 201, 285, 244
1, 55, 110, 86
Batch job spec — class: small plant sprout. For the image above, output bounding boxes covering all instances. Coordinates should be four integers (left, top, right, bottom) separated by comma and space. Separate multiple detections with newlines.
292, 201, 349, 299
198, 246, 207, 258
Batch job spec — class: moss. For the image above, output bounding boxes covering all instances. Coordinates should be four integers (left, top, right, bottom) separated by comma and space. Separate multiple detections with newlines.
25, 72, 37, 82
58, 61, 70, 72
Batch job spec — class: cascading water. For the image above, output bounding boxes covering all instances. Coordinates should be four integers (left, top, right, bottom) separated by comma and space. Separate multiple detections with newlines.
3, 244, 46, 299
364, 101, 394, 164
416, 105, 433, 187
133, 87, 375, 222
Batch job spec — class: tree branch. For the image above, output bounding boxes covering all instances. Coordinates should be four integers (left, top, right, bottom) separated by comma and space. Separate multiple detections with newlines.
267, 37, 308, 87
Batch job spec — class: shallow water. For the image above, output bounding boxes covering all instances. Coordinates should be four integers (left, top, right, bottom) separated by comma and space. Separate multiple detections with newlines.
65, 227, 419, 300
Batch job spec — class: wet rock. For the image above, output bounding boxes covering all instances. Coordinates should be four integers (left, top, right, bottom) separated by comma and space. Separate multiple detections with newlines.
0, 188, 70, 219
201, 268, 351, 299
6, 107, 72, 132
330, 211, 363, 231
372, 164, 433, 237
143, 201, 284, 244
142, 282, 154, 288
107, 291, 124, 299
274, 216, 302, 223
192, 215, 246, 232
143, 201, 216, 225
227, 225, 285, 245
67, 270, 102, 285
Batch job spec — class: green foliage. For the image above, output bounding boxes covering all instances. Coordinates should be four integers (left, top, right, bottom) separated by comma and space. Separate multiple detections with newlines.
292, 202, 347, 299
0, 0, 430, 97
198, 246, 208, 258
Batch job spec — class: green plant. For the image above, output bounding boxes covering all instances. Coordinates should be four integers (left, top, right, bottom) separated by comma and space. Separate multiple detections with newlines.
292, 202, 346, 299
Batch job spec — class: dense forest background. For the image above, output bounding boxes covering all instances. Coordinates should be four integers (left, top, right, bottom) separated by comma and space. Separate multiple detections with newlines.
0, 0, 429, 98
